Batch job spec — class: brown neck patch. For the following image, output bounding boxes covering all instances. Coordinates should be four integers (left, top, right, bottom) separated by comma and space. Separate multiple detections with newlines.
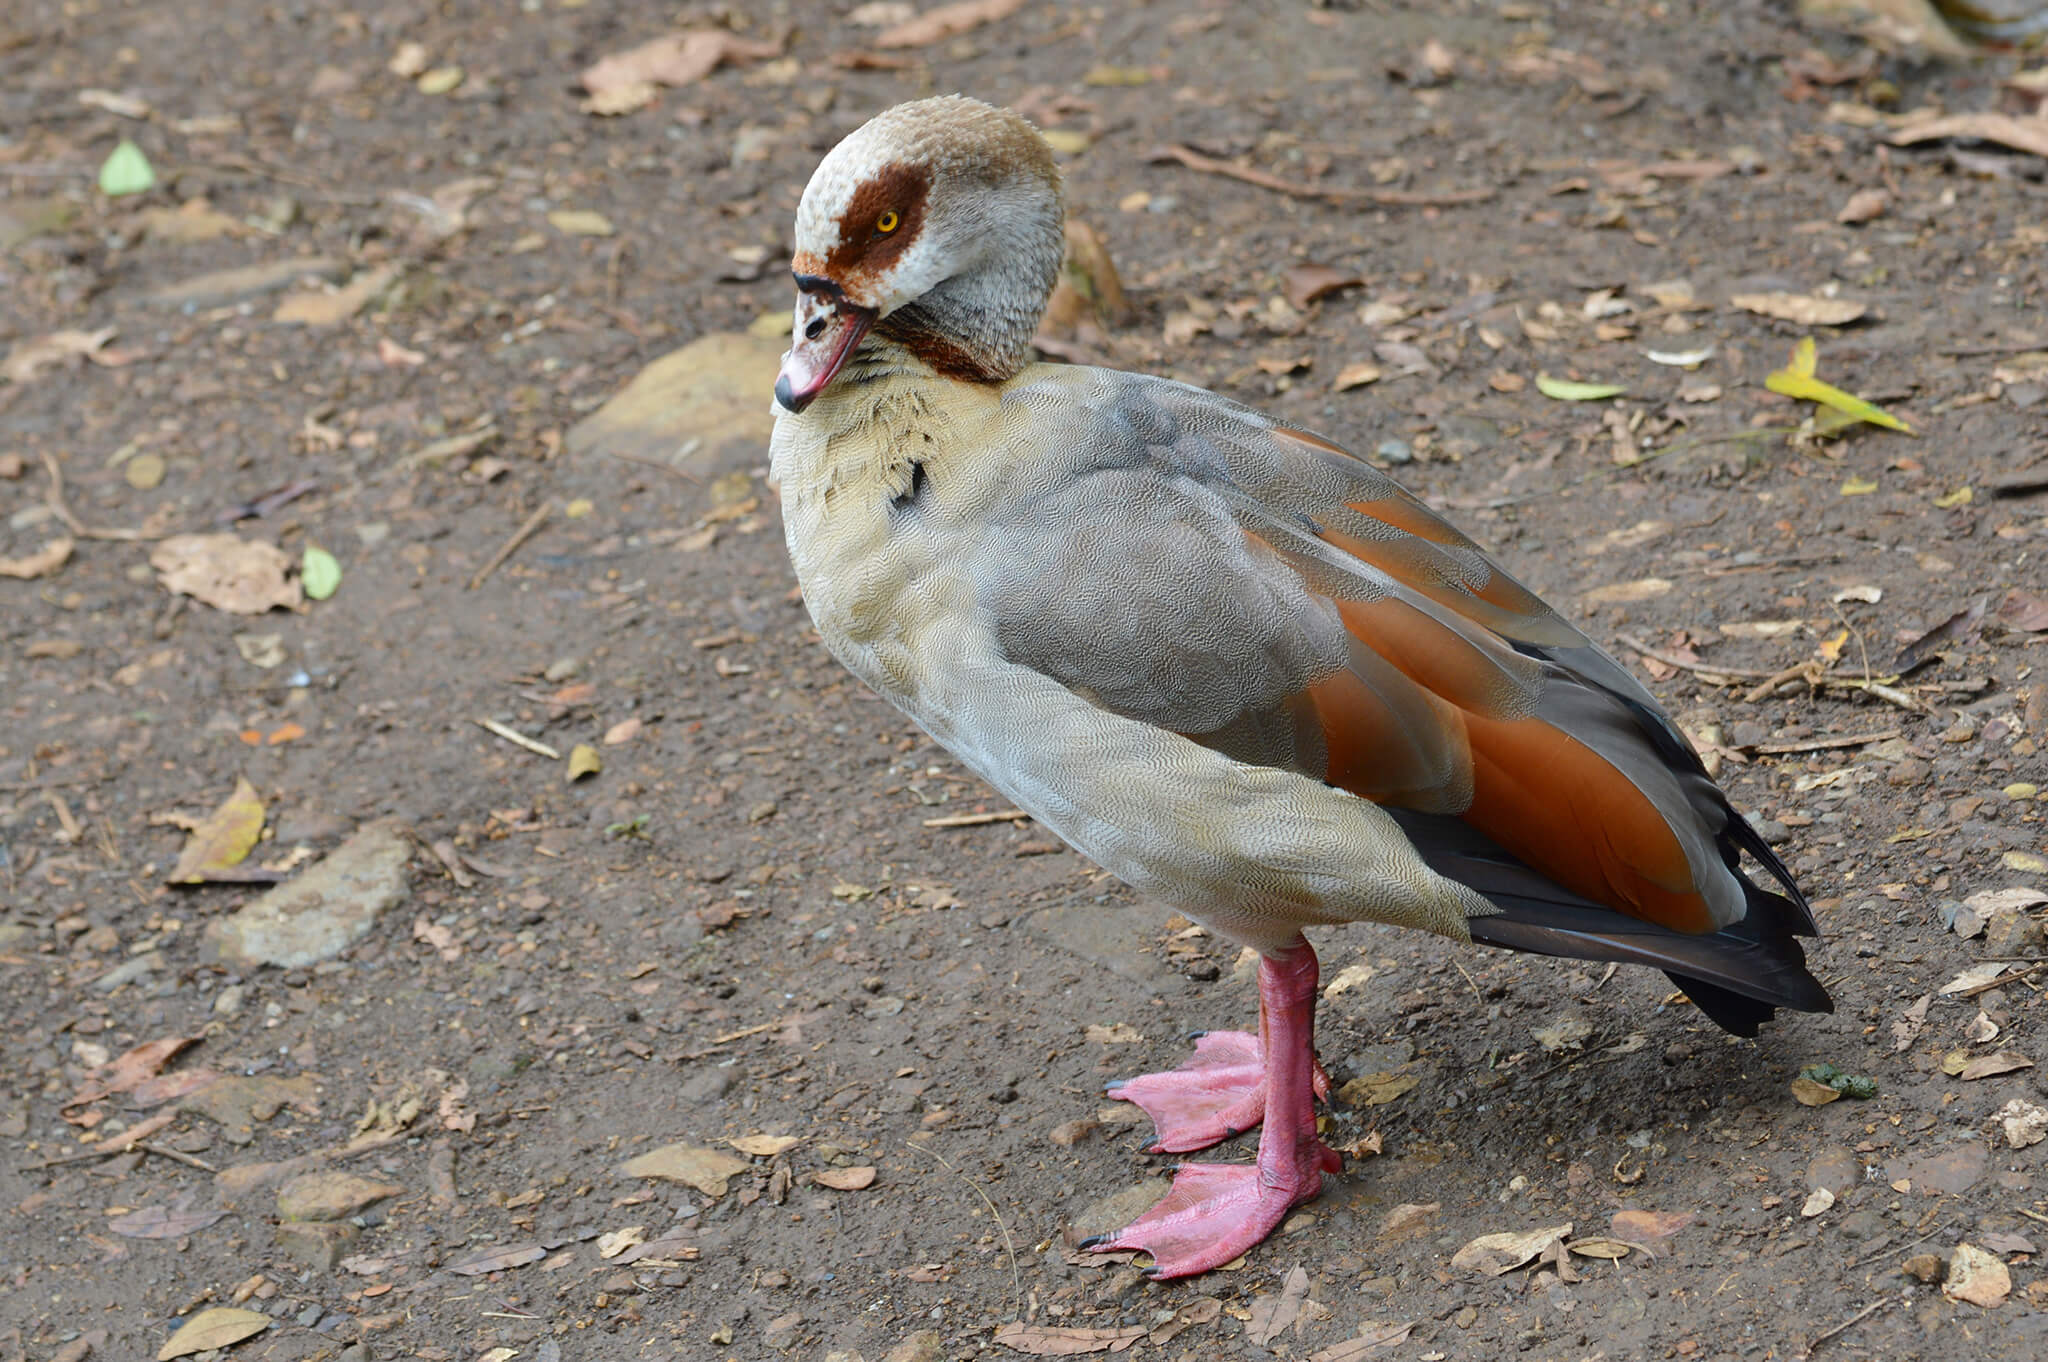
871, 303, 1007, 384
826, 162, 931, 288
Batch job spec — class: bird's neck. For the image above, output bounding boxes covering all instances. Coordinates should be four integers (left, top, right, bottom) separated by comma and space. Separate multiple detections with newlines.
861, 219, 1063, 386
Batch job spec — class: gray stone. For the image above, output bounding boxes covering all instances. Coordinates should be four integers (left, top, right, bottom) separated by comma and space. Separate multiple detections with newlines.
277, 1171, 404, 1223
92, 952, 161, 993
275, 1219, 359, 1271
147, 257, 346, 310
565, 332, 786, 474
0, 923, 38, 952
203, 819, 411, 968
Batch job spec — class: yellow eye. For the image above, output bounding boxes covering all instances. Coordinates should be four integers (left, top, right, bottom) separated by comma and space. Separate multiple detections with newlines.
875, 210, 900, 234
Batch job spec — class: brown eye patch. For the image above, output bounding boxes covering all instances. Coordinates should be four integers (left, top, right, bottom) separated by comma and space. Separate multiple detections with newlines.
827, 162, 931, 279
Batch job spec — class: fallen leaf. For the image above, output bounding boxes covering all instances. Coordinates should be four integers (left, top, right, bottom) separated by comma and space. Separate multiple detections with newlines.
1333, 361, 1382, 391
875, 0, 1030, 49
597, 1226, 645, 1259
272, 264, 400, 327
155, 1310, 270, 1360
234, 632, 285, 669
1995, 1099, 2048, 1149
1890, 112, 2048, 161
1732, 292, 1867, 326
1892, 993, 1933, 1052
1790, 1076, 1841, 1106
1307, 1321, 1415, 1361
1565, 1237, 1637, 1260
813, 1166, 878, 1191
3, 327, 119, 383
66, 1035, 203, 1112
1644, 345, 1715, 366
578, 30, 784, 114
1336, 1070, 1419, 1106
728, 1134, 800, 1157
567, 744, 602, 781
1765, 337, 1912, 433
152, 533, 302, 613
1531, 1015, 1594, 1052
1451, 1222, 1573, 1275
991, 1322, 1147, 1355
1837, 188, 1889, 224
168, 777, 266, 884
1535, 373, 1626, 401
1960, 1051, 2034, 1081
1998, 588, 2048, 632
619, 1143, 750, 1196
1283, 264, 1362, 311
444, 1242, 546, 1276
1247, 1265, 1312, 1346
1083, 1023, 1142, 1044
1801, 1186, 1835, 1217
0, 537, 75, 579
603, 717, 643, 746
108, 1202, 227, 1239
302, 545, 342, 600
1583, 577, 1672, 604
99, 138, 156, 197
1609, 1209, 1692, 1246
548, 209, 615, 238
1942, 962, 2012, 995
1945, 1242, 2012, 1308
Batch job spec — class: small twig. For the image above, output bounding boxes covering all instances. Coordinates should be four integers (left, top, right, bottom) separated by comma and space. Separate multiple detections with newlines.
1749, 729, 1902, 756
1743, 663, 1820, 704
1800, 1296, 1895, 1358
601, 449, 702, 484
904, 1140, 1022, 1320
138, 1142, 218, 1173
42, 453, 165, 542
922, 809, 1032, 829
1150, 143, 1495, 207
472, 718, 560, 760
1613, 633, 1774, 682
468, 503, 551, 591
1951, 962, 2048, 999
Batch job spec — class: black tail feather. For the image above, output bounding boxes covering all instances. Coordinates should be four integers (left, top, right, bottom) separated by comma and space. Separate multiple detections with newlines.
1388, 808, 1832, 1037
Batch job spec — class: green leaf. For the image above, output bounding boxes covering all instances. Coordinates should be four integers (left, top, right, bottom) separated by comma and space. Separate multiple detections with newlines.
301, 545, 342, 600
98, 138, 156, 197
1535, 373, 1627, 401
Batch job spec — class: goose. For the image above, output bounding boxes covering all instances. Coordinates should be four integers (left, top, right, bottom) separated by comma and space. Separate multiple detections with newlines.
767, 94, 1830, 1279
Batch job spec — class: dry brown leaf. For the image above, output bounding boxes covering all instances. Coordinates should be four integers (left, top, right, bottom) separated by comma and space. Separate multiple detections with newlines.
1336, 1070, 1419, 1106
1610, 1209, 1692, 1245
1837, 187, 1889, 224
1246, 1265, 1313, 1346
2, 327, 119, 383
1997, 588, 2048, 632
108, 1201, 227, 1239
1282, 263, 1362, 311
1308, 1321, 1416, 1361
728, 1133, 800, 1158
813, 1165, 878, 1190
272, 264, 400, 327
1889, 112, 2048, 161
1083, 1023, 1142, 1044
156, 1307, 271, 1360
991, 1322, 1147, 1355
1960, 1051, 2034, 1081
1583, 577, 1673, 604
1333, 361, 1382, 392
578, 30, 783, 113
151, 533, 302, 614
876, 0, 1029, 48
65, 1034, 203, 1113
1451, 1222, 1573, 1275
444, 1242, 546, 1276
1730, 292, 1867, 326
0, 537, 75, 580
167, 777, 266, 884
1790, 1075, 1842, 1106
618, 1142, 751, 1196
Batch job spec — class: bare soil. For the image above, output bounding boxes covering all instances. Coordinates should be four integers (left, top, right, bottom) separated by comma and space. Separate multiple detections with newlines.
3, 2, 2046, 1360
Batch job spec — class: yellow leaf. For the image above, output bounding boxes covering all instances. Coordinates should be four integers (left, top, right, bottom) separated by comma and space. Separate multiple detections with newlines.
1816, 628, 1849, 663
1840, 477, 1878, 495
1933, 485, 1972, 508
567, 744, 602, 781
168, 777, 265, 883
1765, 341, 1912, 433
157, 1307, 271, 1360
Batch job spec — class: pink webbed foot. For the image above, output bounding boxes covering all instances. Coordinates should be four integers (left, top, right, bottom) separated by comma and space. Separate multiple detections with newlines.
1107, 1033, 1333, 1154
1084, 936, 1341, 1278
1083, 1145, 1341, 1279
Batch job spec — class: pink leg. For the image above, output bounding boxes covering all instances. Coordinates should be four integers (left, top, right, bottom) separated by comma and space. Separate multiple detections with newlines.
1084, 937, 1340, 1278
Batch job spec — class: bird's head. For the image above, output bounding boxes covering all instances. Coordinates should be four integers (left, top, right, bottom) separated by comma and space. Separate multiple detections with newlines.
774, 95, 1065, 414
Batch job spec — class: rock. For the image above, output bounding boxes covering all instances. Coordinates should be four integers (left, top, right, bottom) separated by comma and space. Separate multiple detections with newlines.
1807, 1147, 1863, 1196
1837, 1208, 1886, 1241
1899, 1143, 1988, 1196
881, 1330, 944, 1362
276, 1218, 360, 1271
565, 332, 786, 474
148, 258, 346, 310
1982, 910, 2045, 956
1900, 1252, 1944, 1283
202, 819, 411, 968
277, 1171, 404, 1223
1049, 1118, 1099, 1147
680, 1067, 733, 1102
1068, 1177, 1172, 1242
212, 983, 245, 1016
91, 952, 161, 993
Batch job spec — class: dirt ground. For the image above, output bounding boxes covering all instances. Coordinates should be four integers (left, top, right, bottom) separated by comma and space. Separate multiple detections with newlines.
4, 1, 2048, 1359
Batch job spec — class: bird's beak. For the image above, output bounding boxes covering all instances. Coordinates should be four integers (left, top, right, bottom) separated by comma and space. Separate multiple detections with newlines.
775, 286, 877, 414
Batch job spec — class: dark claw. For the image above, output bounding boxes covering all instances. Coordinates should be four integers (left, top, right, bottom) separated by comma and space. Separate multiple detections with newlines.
1142, 1265, 1163, 1280
1186, 1029, 1209, 1040
1076, 1234, 1108, 1250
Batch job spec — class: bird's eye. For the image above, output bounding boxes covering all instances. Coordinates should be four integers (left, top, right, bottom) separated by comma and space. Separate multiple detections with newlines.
875, 210, 900, 234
